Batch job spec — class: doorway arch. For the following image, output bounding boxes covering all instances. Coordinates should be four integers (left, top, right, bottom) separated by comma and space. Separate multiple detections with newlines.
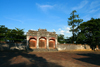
39, 37, 46, 48
29, 38, 37, 49
49, 39, 55, 49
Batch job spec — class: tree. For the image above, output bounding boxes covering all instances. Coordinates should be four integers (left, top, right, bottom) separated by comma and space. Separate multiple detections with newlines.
76, 32, 86, 44
68, 10, 83, 43
0, 25, 8, 42
58, 34, 65, 44
65, 36, 72, 43
14, 28, 26, 42
7, 28, 26, 43
0, 25, 26, 43
77, 18, 100, 49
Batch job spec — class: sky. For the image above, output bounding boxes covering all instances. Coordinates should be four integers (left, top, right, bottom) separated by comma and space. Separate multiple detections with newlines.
0, 0, 100, 38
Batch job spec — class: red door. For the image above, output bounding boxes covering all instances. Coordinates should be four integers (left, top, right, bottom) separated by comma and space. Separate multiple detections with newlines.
49, 39, 55, 49
29, 39, 36, 48
39, 38, 46, 48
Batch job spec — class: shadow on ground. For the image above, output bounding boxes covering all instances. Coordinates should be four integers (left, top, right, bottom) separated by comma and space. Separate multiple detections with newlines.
74, 53, 100, 66
0, 50, 62, 67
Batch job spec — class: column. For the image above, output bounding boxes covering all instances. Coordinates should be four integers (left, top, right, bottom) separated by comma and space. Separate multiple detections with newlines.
26, 36, 29, 50
55, 39, 57, 48
47, 38, 49, 49
37, 37, 39, 48
55, 35, 58, 48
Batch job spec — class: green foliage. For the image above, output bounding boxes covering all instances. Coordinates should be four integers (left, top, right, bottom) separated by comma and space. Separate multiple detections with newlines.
0, 25, 26, 43
76, 32, 86, 44
68, 10, 83, 27
7, 28, 26, 42
65, 36, 72, 43
77, 18, 100, 46
0, 25, 8, 42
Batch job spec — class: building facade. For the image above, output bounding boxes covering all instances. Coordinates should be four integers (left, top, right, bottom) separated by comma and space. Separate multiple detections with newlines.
26, 29, 57, 49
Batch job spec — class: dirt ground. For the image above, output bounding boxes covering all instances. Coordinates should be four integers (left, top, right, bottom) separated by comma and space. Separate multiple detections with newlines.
0, 51, 100, 67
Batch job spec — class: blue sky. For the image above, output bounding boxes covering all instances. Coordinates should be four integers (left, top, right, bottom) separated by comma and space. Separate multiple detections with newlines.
0, 0, 100, 37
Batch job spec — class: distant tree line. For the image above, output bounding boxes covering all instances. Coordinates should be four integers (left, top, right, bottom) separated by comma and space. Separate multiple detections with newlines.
0, 25, 26, 43
58, 10, 100, 49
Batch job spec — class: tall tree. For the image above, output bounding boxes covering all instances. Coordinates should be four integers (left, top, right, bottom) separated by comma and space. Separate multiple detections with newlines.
68, 10, 83, 43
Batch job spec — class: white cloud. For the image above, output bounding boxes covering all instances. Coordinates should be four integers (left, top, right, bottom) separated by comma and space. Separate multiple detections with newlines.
66, 31, 70, 33
89, 8, 100, 13
81, 1, 100, 14
60, 30, 65, 35
36, 3, 54, 11
90, 1, 100, 9
72, 0, 88, 10
56, 26, 72, 37
58, 28, 61, 31
58, 28, 65, 35
64, 26, 70, 31
52, 29, 55, 32
30, 29, 33, 30
64, 27, 70, 33
77, 1, 100, 21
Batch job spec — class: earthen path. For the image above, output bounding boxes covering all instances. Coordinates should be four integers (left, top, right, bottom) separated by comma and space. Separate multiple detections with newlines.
0, 51, 100, 67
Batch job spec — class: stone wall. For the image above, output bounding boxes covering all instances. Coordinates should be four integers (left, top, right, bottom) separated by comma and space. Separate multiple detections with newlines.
57, 44, 91, 51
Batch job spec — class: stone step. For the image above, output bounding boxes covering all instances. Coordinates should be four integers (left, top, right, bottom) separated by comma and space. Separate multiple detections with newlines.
48, 48, 58, 51
28, 48, 58, 52
33, 49, 49, 52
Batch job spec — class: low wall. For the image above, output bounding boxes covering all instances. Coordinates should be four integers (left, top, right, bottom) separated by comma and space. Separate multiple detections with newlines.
57, 44, 91, 51
0, 43, 26, 51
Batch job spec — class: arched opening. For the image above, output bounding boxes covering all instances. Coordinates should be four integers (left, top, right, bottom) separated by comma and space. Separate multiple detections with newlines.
49, 39, 55, 49
39, 37, 46, 48
29, 38, 37, 49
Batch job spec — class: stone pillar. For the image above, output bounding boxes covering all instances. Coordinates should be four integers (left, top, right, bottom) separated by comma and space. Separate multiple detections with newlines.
55, 34, 58, 48
37, 37, 39, 48
47, 38, 49, 49
55, 39, 57, 48
26, 36, 29, 50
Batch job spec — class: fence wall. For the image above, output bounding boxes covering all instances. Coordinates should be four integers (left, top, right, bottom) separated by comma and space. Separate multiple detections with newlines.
57, 44, 91, 51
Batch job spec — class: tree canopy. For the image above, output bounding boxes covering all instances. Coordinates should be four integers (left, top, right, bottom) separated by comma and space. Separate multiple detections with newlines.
76, 18, 100, 47
0, 25, 8, 42
0, 25, 26, 43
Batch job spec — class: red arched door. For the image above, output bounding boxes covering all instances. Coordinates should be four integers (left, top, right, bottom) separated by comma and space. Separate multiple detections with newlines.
49, 39, 55, 49
29, 38, 37, 49
39, 37, 46, 48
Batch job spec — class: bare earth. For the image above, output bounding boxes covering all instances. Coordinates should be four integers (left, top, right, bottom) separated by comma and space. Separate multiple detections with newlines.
0, 51, 100, 67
